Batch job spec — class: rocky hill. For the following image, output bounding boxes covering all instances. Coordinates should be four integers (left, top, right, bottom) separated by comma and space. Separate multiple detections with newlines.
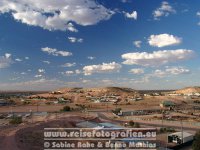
175, 86, 200, 94
29, 87, 139, 103
53, 87, 138, 94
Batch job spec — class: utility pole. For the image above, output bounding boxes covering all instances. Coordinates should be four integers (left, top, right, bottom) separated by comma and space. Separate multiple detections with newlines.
85, 108, 88, 128
30, 109, 33, 123
162, 110, 164, 128
11, 106, 14, 119
181, 119, 183, 144
37, 101, 39, 112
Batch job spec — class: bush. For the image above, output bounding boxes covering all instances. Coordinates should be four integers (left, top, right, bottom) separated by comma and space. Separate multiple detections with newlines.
134, 122, 140, 128
23, 101, 30, 105
192, 130, 200, 150
129, 120, 135, 127
9, 116, 22, 124
160, 127, 175, 133
112, 108, 121, 114
61, 106, 71, 112
128, 121, 140, 128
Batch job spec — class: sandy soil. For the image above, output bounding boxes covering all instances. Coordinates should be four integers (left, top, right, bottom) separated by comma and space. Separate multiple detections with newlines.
0, 114, 100, 150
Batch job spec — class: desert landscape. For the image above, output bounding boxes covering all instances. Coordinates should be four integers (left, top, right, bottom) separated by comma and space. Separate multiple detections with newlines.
0, 86, 200, 149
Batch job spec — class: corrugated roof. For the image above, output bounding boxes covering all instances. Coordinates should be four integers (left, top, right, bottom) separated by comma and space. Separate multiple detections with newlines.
168, 132, 193, 138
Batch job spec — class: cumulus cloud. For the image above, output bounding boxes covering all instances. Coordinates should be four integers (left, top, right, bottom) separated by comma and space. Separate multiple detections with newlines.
21, 72, 27, 75
83, 62, 121, 75
196, 11, 200, 25
75, 69, 81, 74
5, 53, 11, 59
197, 11, 200, 17
87, 56, 95, 60
148, 34, 182, 47
0, 53, 13, 69
0, 0, 115, 31
165, 66, 190, 75
15, 58, 23, 62
133, 40, 142, 48
124, 11, 137, 20
41, 47, 72, 57
129, 68, 144, 74
65, 71, 74, 75
34, 74, 43, 78
61, 63, 76, 67
153, 1, 176, 20
121, 49, 194, 67
68, 37, 83, 43
43, 60, 50, 64
153, 66, 190, 77
38, 69, 45, 73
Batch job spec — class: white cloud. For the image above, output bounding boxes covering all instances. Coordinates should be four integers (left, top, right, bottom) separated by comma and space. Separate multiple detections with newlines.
68, 37, 83, 43
61, 63, 76, 67
197, 11, 200, 17
153, 69, 167, 78
83, 62, 121, 75
75, 69, 81, 74
43, 60, 50, 64
61, 69, 81, 76
82, 79, 91, 83
133, 40, 142, 48
122, 49, 194, 67
153, 66, 190, 77
41, 47, 72, 57
0, 0, 115, 31
34, 74, 43, 78
133, 76, 150, 84
0, 53, 13, 69
15, 58, 22, 62
25, 57, 29, 60
38, 69, 45, 73
153, 1, 176, 20
65, 71, 74, 76
124, 11, 137, 20
87, 56, 95, 60
196, 11, 200, 25
129, 68, 144, 74
5, 53, 11, 59
148, 34, 182, 47
165, 66, 190, 75
66, 23, 78, 32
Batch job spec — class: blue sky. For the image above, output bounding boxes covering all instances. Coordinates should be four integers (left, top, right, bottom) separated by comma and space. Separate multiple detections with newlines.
0, 0, 200, 91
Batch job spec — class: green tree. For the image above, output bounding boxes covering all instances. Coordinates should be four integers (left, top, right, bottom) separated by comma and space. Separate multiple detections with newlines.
192, 130, 200, 150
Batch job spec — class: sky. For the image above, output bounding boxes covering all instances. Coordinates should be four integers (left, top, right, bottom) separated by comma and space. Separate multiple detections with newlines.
0, 0, 200, 91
